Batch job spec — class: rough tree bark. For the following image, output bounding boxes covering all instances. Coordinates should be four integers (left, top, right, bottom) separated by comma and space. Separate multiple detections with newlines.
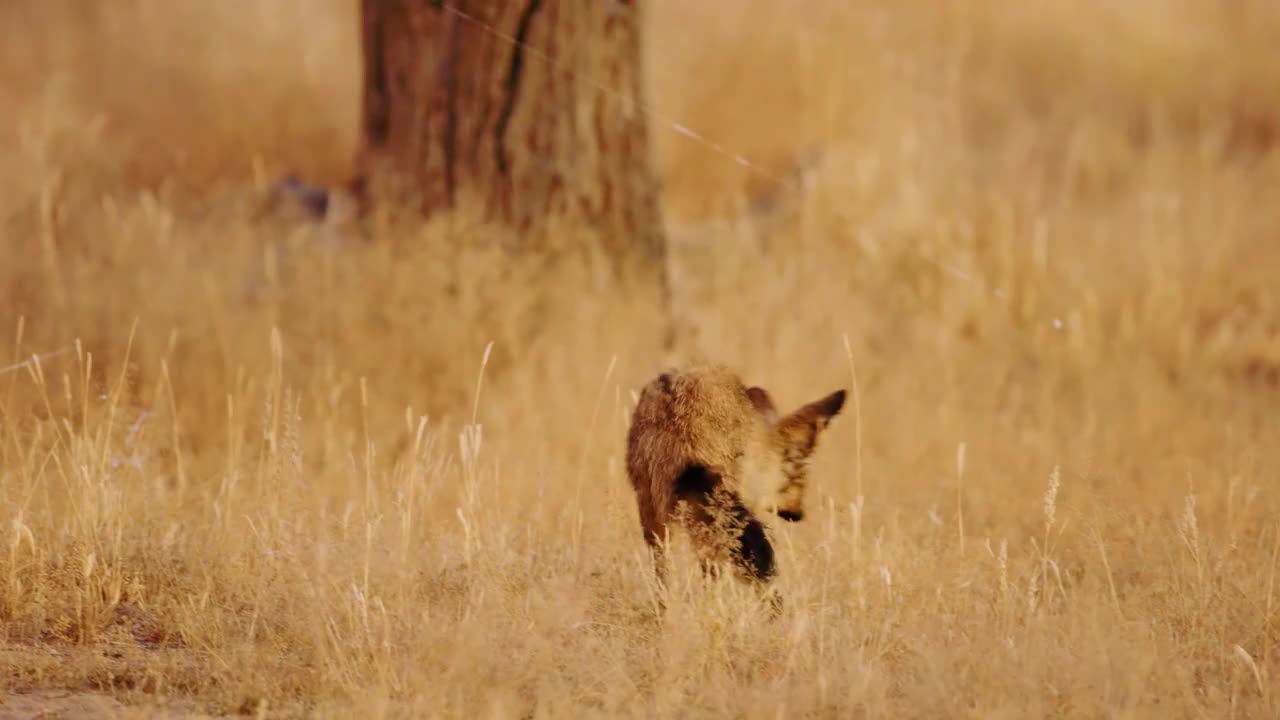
355, 0, 669, 293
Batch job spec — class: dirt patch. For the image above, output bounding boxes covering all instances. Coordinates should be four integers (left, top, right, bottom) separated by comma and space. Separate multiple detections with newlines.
0, 690, 124, 719
0, 690, 227, 719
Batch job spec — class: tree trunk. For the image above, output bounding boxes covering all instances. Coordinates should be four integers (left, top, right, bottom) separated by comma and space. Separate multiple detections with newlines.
355, 0, 668, 289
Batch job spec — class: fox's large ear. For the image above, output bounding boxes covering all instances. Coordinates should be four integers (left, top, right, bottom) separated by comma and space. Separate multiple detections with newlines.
746, 386, 779, 425
801, 389, 846, 431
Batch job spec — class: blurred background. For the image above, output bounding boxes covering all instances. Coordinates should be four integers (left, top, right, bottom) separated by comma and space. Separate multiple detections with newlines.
4, 0, 1280, 607
2, 1, 1280, 714
4, 0, 1280, 623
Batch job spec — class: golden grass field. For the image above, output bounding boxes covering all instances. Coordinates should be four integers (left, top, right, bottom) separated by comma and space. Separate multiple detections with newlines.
3, 0, 1280, 717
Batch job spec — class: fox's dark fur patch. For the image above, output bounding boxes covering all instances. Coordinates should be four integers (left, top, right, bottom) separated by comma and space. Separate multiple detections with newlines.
674, 464, 776, 581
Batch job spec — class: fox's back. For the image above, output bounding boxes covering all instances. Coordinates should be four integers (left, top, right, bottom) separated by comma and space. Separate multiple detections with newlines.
626, 365, 768, 516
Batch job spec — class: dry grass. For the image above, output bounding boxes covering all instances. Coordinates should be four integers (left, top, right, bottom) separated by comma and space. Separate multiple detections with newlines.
3, 0, 1280, 717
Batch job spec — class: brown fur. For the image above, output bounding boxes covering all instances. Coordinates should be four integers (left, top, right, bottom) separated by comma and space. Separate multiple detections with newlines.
625, 364, 846, 584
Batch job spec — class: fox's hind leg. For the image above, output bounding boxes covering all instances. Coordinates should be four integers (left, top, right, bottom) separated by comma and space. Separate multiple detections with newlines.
640, 525, 672, 615
643, 525, 669, 584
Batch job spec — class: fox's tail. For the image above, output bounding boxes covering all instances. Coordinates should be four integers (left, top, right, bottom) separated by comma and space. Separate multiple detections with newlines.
672, 464, 776, 582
